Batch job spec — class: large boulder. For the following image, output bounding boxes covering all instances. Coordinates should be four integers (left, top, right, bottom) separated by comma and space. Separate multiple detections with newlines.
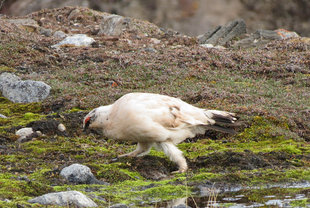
99, 14, 131, 36
198, 19, 247, 46
0, 73, 51, 103
28, 191, 97, 207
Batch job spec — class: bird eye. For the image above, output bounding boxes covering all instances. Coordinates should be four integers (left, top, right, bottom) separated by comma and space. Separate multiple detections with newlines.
84, 116, 91, 129
85, 116, 91, 124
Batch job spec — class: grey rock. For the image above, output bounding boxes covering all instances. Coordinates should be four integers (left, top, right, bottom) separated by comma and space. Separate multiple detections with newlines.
234, 29, 284, 48
53, 31, 68, 39
99, 14, 131, 36
109, 203, 129, 208
28, 191, 97, 207
0, 73, 20, 90
0, 114, 7, 118
68, 8, 82, 21
52, 34, 95, 48
16, 127, 34, 142
6, 18, 39, 29
198, 19, 247, 46
275, 29, 299, 39
15, 128, 42, 143
39, 27, 52, 37
0, 73, 51, 103
173, 204, 192, 208
253, 29, 282, 40
16, 127, 34, 138
142, 47, 157, 53
60, 163, 107, 185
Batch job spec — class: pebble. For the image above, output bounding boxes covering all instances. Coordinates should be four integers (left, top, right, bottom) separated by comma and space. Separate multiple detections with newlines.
53, 31, 67, 39
39, 27, 52, 37
150, 38, 161, 44
57, 123, 66, 132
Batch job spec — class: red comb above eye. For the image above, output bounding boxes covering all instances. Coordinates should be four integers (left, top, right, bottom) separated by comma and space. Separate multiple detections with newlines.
85, 117, 91, 123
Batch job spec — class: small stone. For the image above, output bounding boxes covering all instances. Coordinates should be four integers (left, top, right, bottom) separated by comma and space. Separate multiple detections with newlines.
143, 47, 157, 53
36, 131, 43, 137
39, 27, 52, 37
173, 204, 192, 208
150, 38, 161, 44
52, 34, 95, 48
275, 29, 299, 39
57, 123, 66, 132
0, 114, 7, 118
53, 31, 67, 39
60, 163, 106, 185
200, 44, 225, 50
109, 203, 129, 208
68, 9, 81, 21
16, 127, 34, 142
28, 191, 97, 207
16, 127, 34, 138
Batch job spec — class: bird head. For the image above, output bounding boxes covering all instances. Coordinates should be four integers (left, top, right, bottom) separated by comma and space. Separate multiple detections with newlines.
83, 105, 112, 132
83, 109, 97, 132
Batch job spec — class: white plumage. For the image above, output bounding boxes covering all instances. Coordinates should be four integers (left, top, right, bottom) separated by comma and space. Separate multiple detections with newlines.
83, 92, 237, 173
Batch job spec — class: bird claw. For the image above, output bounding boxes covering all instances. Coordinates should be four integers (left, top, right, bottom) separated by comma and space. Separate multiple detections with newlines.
171, 169, 187, 174
110, 157, 119, 162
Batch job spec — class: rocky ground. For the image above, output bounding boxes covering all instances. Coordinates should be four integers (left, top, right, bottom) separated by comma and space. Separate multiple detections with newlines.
0, 6, 309, 208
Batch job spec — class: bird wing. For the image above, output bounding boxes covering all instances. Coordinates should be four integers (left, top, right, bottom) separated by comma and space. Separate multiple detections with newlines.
118, 93, 208, 129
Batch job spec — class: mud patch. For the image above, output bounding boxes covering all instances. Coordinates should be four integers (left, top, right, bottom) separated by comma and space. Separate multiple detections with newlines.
125, 155, 176, 180
61, 111, 88, 136
192, 151, 295, 171
18, 112, 88, 137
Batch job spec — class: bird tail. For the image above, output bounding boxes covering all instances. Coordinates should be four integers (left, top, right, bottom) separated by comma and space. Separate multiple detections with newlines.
203, 110, 238, 134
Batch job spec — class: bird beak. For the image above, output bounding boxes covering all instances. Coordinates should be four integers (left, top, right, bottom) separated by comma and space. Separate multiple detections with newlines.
83, 117, 91, 132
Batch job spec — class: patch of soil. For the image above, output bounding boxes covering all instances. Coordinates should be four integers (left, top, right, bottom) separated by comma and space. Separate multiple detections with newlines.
192, 150, 295, 171
125, 155, 177, 180
27, 119, 62, 135
22, 111, 88, 137
61, 111, 88, 136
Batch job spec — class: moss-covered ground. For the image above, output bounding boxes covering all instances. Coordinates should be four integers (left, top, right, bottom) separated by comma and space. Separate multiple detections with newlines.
0, 7, 309, 207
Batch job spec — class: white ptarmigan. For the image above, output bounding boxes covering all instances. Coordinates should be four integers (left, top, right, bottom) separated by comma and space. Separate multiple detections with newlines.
83, 92, 237, 173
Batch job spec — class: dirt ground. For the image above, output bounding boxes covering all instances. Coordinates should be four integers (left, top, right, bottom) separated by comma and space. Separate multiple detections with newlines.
0, 6, 309, 207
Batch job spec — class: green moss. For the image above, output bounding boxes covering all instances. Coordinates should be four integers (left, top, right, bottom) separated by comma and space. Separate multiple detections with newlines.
237, 116, 300, 142
0, 65, 15, 72
99, 179, 192, 205
0, 98, 44, 135
0, 173, 53, 200
290, 199, 309, 207
23, 112, 41, 120
52, 178, 192, 206
91, 163, 143, 183
190, 171, 221, 182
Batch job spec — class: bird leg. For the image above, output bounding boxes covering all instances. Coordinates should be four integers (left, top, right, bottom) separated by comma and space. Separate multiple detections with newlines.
158, 141, 188, 173
118, 142, 153, 158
